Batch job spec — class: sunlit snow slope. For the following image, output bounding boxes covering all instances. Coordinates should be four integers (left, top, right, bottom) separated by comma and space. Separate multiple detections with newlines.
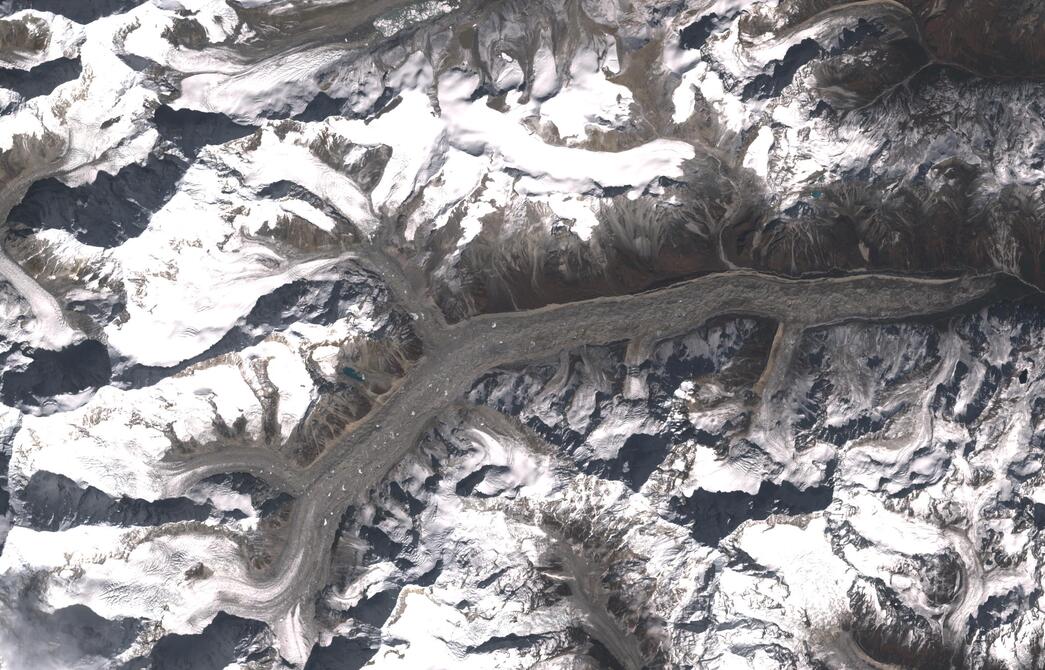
1, 0, 1045, 668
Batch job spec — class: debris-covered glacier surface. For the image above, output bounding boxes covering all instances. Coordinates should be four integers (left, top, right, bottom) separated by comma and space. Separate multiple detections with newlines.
1, 0, 1044, 668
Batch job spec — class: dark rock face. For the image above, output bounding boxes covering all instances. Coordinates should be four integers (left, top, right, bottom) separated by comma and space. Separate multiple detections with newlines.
257, 180, 358, 235
8, 106, 254, 248
439, 190, 733, 322
3, 603, 141, 669
0, 0, 146, 22
0, 339, 111, 407
0, 56, 81, 102
585, 433, 672, 492
678, 13, 722, 51
916, 550, 963, 607
8, 156, 187, 247
217, 272, 374, 331
19, 471, 213, 531
0, 442, 9, 517
304, 636, 377, 670
6, 1, 1045, 668
849, 577, 947, 668
742, 39, 822, 100
675, 479, 834, 545
830, 19, 884, 55
470, 319, 773, 495
116, 272, 377, 388
195, 472, 294, 520
455, 463, 515, 496
0, 436, 10, 552
293, 87, 398, 123
901, 0, 1045, 78
45, 605, 140, 661
136, 613, 273, 670
294, 91, 359, 123
344, 587, 400, 628
152, 105, 257, 157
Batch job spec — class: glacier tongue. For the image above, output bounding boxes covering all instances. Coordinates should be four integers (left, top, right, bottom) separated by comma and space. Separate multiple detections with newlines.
1, 0, 1045, 668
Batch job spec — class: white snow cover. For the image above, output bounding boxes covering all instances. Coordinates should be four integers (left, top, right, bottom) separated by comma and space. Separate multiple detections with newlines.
10, 314, 371, 500
437, 69, 694, 196
0, 252, 80, 350
173, 44, 351, 122
0, 524, 250, 633
742, 125, 775, 178
539, 47, 634, 143
374, 1, 457, 37
2, 2, 1045, 669
0, 11, 85, 70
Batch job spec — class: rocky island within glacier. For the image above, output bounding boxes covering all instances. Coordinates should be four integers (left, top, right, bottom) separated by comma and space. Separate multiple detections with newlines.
1, 0, 1045, 668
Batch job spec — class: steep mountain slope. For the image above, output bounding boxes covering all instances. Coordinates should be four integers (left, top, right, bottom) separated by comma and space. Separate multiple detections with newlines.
0, 0, 1044, 668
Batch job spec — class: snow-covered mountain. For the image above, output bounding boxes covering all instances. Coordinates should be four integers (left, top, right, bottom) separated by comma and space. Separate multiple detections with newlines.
0, 0, 1044, 668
